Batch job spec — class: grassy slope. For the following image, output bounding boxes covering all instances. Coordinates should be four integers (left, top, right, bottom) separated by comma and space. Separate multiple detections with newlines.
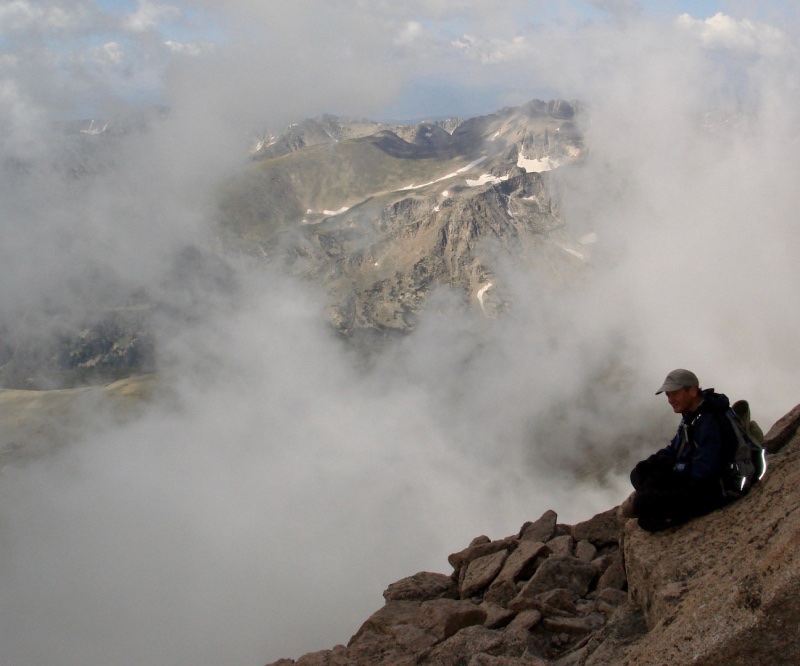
0, 375, 157, 467
218, 133, 487, 246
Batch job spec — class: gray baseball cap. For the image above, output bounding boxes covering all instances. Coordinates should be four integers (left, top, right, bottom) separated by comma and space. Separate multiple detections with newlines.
655, 369, 699, 395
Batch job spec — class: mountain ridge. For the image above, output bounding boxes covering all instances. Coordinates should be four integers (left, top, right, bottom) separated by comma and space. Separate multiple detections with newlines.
220, 98, 586, 337
1, 99, 587, 388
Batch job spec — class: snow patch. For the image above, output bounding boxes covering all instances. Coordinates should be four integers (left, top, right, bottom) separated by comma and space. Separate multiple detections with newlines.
80, 120, 108, 135
466, 173, 509, 187
477, 282, 493, 315
459, 156, 488, 172
250, 134, 276, 153
517, 154, 558, 173
579, 232, 598, 245
555, 244, 587, 261
323, 207, 350, 216
399, 156, 488, 191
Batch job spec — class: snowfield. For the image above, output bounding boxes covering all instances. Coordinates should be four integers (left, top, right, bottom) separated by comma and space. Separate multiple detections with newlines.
516, 154, 557, 173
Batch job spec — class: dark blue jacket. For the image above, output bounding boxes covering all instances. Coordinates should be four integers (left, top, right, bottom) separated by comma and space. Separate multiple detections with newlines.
655, 389, 737, 487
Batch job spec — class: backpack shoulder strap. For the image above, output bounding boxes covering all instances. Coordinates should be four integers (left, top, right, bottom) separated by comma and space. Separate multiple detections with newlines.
726, 402, 768, 485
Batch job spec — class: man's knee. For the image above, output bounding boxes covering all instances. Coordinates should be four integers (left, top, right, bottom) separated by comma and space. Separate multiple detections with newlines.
637, 514, 678, 532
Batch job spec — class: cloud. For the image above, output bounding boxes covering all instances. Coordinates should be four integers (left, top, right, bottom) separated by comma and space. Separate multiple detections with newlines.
0, 0, 79, 33
0, 0, 205, 119
451, 34, 532, 65
395, 19, 425, 46
676, 11, 793, 56
164, 39, 207, 55
124, 0, 181, 33
88, 40, 124, 64
589, 0, 640, 17
2, 3, 800, 665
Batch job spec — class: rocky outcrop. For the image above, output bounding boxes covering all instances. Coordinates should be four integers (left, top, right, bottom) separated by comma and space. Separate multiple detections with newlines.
290, 167, 575, 336
251, 115, 463, 160
0, 243, 234, 390
0, 312, 155, 390
762, 403, 800, 454
267, 404, 800, 665
598, 403, 800, 665
267, 507, 629, 665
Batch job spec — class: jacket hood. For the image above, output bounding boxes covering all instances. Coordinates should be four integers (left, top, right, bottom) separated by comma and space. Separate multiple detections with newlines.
697, 388, 730, 414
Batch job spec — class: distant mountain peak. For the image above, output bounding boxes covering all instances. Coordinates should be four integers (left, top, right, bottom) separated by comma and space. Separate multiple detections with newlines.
223, 99, 587, 339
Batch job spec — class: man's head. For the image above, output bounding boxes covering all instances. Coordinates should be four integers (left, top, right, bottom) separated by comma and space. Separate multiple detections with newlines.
655, 369, 702, 415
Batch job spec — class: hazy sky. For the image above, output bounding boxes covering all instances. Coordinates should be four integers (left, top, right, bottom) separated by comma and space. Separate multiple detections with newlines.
2, 2, 800, 665
2, 0, 795, 119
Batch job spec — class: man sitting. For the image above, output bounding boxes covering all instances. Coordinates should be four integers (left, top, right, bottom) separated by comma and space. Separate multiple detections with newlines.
626, 369, 737, 532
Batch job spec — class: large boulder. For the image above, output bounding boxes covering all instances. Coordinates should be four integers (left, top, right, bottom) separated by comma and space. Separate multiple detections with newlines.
461, 550, 510, 599
384, 571, 458, 602
513, 555, 597, 599
571, 507, 623, 548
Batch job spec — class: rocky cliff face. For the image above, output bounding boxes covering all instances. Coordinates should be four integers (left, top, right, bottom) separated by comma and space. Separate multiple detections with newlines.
267, 404, 800, 666
221, 99, 587, 337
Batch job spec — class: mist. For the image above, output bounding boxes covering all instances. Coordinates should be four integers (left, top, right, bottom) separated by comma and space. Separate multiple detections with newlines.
2, 2, 800, 664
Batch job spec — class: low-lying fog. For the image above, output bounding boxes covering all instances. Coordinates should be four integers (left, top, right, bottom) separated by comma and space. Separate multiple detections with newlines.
2, 3, 799, 664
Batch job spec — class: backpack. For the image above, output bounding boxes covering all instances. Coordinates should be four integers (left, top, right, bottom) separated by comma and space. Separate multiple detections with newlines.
721, 399, 767, 498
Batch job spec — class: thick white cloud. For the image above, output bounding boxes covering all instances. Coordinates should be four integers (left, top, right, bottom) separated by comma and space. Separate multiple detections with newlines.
2, 3, 800, 666
676, 11, 793, 56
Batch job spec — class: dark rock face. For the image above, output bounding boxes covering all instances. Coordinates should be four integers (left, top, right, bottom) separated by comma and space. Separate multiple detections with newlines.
0, 311, 155, 389
267, 404, 800, 666
0, 243, 236, 389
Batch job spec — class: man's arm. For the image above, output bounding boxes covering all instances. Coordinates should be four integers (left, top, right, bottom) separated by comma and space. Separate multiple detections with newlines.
631, 431, 679, 489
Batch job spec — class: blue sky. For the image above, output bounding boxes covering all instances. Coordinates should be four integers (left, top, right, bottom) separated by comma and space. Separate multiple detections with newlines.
1, 1, 798, 121
90, 1, 737, 24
